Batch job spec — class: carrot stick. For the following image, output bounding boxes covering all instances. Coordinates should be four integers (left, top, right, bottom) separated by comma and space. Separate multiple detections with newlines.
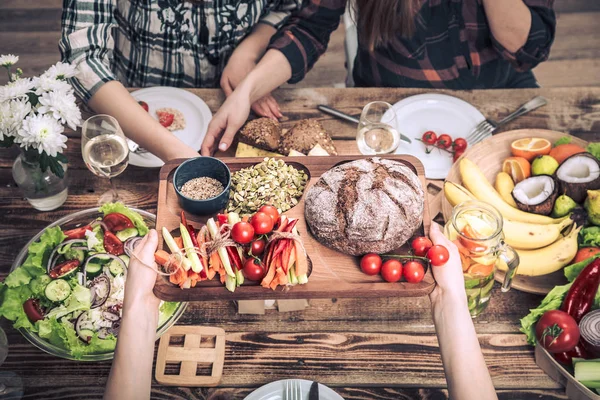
287, 247, 296, 272
174, 236, 184, 250
294, 242, 308, 277
276, 267, 287, 285
206, 267, 217, 280
262, 263, 277, 287
154, 250, 171, 267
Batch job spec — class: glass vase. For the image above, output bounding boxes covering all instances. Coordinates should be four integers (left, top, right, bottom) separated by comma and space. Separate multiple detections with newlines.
12, 150, 68, 211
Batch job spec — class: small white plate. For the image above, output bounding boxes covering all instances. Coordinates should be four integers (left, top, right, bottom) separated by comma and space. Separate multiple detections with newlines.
128, 87, 212, 168
387, 93, 485, 180
244, 379, 344, 400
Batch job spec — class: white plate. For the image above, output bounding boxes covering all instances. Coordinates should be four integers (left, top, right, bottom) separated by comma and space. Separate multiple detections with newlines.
387, 93, 485, 180
244, 379, 344, 400
128, 87, 212, 168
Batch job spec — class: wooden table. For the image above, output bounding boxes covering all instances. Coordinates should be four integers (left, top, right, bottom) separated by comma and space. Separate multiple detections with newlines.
1, 87, 599, 399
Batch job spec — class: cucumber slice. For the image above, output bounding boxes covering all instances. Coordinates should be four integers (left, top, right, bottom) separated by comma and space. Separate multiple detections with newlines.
45, 279, 71, 302
88, 252, 112, 263
108, 258, 126, 276
118, 254, 130, 266
116, 228, 138, 242
86, 262, 103, 278
65, 249, 86, 263
78, 329, 95, 343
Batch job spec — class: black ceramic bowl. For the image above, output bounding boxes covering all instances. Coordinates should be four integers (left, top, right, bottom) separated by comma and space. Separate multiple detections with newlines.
173, 157, 231, 215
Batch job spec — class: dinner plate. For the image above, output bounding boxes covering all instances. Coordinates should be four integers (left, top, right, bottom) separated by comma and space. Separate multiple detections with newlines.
128, 87, 212, 168
244, 379, 344, 400
387, 93, 485, 180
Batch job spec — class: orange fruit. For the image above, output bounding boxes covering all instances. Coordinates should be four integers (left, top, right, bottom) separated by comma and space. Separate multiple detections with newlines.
549, 144, 586, 164
468, 263, 494, 277
510, 138, 552, 161
502, 157, 531, 183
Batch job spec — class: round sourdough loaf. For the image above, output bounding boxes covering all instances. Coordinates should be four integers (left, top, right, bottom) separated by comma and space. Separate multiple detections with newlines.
304, 158, 424, 256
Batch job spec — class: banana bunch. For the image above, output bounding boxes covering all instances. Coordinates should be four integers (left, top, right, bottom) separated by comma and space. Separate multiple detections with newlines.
443, 158, 578, 277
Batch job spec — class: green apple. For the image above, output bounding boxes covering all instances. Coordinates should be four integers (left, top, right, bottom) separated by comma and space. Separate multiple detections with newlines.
532, 155, 559, 176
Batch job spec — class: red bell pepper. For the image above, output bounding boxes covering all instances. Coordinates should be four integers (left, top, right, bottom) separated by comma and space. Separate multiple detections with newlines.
561, 259, 600, 323
226, 246, 243, 271
217, 214, 229, 225
553, 342, 590, 366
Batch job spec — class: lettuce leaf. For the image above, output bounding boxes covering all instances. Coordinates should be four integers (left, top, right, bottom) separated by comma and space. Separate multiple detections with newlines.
587, 143, 600, 161
565, 254, 600, 281
581, 227, 600, 247
0, 283, 35, 331
158, 301, 179, 326
45, 284, 91, 320
555, 137, 572, 146
99, 202, 149, 236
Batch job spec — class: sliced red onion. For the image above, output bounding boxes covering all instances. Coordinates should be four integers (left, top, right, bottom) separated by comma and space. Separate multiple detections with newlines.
97, 328, 110, 340
82, 253, 126, 283
124, 236, 142, 257
88, 275, 111, 309
102, 311, 120, 321
108, 321, 121, 337
47, 239, 87, 273
580, 309, 600, 354
75, 312, 92, 343
91, 220, 109, 232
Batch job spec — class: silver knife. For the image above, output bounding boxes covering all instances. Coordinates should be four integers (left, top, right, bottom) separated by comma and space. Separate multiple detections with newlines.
309, 381, 319, 400
317, 104, 412, 143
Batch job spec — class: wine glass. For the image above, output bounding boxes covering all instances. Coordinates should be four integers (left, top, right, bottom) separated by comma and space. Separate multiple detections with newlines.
356, 101, 400, 155
81, 115, 130, 204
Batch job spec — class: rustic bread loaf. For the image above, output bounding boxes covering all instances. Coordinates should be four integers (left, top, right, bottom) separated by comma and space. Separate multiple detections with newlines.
304, 158, 424, 256
238, 118, 281, 152
279, 119, 338, 155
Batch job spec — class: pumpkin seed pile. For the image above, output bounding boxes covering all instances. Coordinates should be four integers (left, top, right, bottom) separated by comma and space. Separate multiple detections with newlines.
227, 158, 309, 215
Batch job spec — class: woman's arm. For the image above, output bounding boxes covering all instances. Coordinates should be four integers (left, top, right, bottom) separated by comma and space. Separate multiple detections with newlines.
88, 82, 199, 161
482, 0, 556, 71
429, 223, 498, 400
104, 230, 161, 400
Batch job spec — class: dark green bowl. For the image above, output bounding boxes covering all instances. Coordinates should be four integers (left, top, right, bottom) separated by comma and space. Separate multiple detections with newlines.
173, 157, 231, 215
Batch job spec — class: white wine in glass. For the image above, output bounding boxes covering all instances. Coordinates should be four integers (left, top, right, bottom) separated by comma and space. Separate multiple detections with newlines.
81, 115, 129, 203
356, 101, 400, 155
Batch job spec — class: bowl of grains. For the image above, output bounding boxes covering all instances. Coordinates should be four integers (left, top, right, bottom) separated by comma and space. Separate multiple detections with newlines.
173, 157, 231, 215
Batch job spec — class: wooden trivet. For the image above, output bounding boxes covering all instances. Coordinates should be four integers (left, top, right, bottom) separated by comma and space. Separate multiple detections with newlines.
155, 326, 226, 387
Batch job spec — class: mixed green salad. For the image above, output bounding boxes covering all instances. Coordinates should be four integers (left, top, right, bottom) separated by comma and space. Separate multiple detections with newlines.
0, 203, 179, 359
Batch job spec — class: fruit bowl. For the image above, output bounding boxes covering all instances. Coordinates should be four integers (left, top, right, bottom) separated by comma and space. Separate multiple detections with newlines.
442, 129, 589, 295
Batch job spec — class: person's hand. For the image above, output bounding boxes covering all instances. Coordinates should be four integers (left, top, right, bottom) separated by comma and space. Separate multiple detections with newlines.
428, 222, 466, 303
221, 55, 282, 120
201, 89, 251, 155
123, 229, 160, 313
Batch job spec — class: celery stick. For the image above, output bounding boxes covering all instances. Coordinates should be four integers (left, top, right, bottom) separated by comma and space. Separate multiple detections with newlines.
289, 265, 299, 285
161, 227, 192, 271
235, 269, 244, 287
574, 359, 600, 389
225, 274, 237, 292
298, 274, 308, 284
180, 223, 203, 273
207, 218, 235, 277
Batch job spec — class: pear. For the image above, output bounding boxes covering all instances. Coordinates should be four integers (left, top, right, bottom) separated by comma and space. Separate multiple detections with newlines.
552, 194, 577, 218
585, 189, 600, 226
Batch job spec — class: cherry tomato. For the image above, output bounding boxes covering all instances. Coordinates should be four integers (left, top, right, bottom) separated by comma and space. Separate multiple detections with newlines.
23, 299, 44, 322
103, 213, 134, 232
251, 212, 275, 235
104, 231, 124, 256
250, 239, 266, 256
453, 149, 465, 162
403, 261, 425, 283
411, 236, 433, 257
427, 245, 450, 266
381, 259, 403, 282
138, 101, 149, 112
63, 225, 92, 240
422, 131, 437, 145
258, 205, 279, 223
574, 247, 600, 264
157, 111, 174, 127
231, 222, 255, 244
436, 134, 452, 149
452, 138, 468, 152
360, 253, 382, 275
49, 259, 80, 279
243, 258, 265, 281
536, 310, 580, 353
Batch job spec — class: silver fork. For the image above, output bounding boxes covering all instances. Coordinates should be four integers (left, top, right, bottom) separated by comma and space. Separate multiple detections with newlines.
466, 95, 548, 145
284, 380, 303, 400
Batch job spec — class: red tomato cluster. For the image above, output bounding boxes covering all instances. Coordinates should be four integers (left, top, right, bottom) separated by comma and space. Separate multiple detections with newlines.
420, 131, 467, 162
358, 236, 449, 284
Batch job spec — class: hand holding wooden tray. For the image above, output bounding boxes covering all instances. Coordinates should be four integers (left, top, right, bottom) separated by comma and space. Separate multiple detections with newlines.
153, 155, 434, 302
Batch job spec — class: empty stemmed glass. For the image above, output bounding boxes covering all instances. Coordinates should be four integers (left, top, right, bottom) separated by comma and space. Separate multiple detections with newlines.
81, 115, 130, 204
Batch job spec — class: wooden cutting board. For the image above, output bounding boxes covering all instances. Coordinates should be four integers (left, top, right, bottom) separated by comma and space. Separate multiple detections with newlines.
153, 155, 435, 302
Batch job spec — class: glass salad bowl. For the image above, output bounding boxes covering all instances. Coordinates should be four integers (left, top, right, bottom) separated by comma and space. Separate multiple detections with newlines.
10, 207, 187, 361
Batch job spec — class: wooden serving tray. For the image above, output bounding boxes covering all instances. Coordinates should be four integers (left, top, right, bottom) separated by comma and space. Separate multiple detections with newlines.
153, 156, 434, 301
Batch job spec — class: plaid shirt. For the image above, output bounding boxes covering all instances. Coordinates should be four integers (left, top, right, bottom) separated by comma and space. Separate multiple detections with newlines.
270, 0, 556, 89
60, 0, 300, 101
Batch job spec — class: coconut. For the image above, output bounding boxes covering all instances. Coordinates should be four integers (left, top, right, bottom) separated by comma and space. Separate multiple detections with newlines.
511, 175, 558, 215
555, 153, 600, 203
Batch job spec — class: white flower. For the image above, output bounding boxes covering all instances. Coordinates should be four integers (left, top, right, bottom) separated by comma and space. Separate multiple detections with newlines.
0, 54, 19, 67
37, 90, 82, 130
0, 99, 31, 141
16, 113, 67, 157
0, 77, 35, 102
42, 62, 77, 80
33, 75, 73, 96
